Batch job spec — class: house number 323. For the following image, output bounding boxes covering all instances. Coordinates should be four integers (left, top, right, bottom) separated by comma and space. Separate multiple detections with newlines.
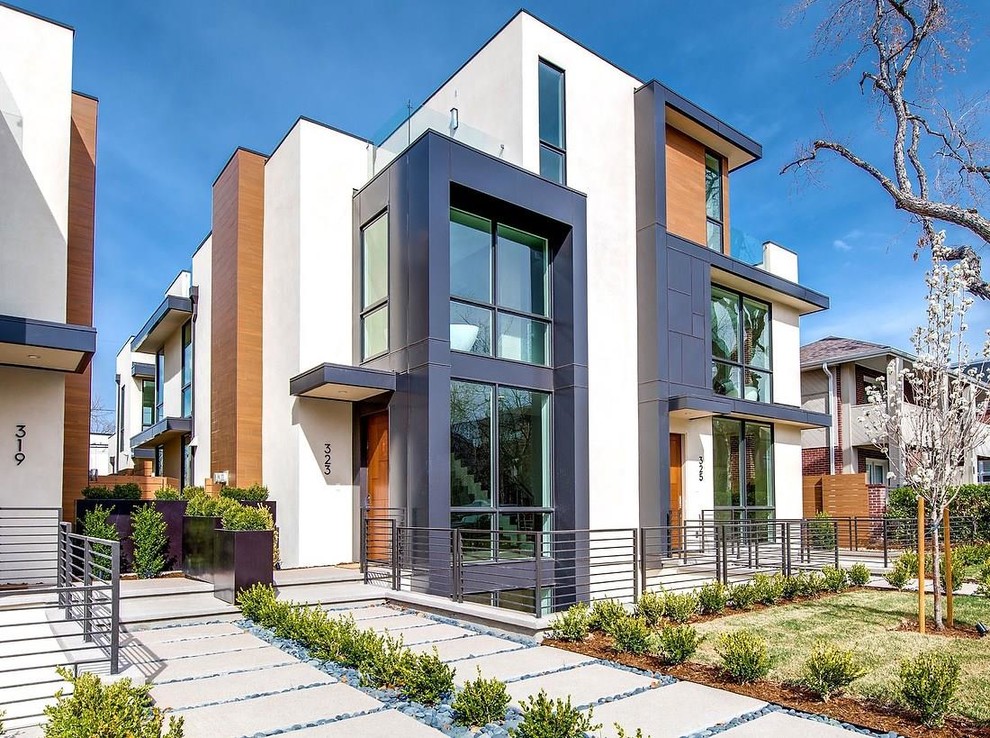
323, 443, 332, 476
14, 424, 26, 465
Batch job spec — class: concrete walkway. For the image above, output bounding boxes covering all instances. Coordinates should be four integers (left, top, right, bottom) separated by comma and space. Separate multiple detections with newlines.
125, 604, 882, 738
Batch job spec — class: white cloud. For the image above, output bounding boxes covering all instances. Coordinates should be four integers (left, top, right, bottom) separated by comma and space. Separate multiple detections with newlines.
833, 239, 852, 251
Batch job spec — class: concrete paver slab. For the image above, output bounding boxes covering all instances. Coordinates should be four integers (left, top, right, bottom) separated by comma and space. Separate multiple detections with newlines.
357, 613, 437, 631
506, 663, 658, 708
452, 646, 593, 687
407, 634, 525, 661
151, 662, 336, 710
585, 681, 767, 738
123, 631, 263, 661
717, 711, 868, 737
140, 645, 294, 682
124, 622, 243, 644
325, 605, 401, 621
389, 622, 474, 645
282, 709, 447, 737
176, 683, 381, 738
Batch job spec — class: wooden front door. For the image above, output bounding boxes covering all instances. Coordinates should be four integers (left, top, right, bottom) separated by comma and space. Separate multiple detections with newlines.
365, 412, 390, 560
669, 435, 683, 546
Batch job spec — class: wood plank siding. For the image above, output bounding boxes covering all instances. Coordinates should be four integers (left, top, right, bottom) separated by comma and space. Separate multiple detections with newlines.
664, 125, 730, 255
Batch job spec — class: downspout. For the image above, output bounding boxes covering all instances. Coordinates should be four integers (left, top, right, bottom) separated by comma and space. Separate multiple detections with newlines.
822, 362, 835, 476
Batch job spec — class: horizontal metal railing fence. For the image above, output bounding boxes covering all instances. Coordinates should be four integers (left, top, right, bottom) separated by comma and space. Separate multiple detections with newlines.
0, 509, 120, 726
362, 512, 982, 617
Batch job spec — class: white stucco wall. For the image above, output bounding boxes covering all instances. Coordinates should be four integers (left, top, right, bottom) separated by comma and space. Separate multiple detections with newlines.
263, 120, 368, 567
162, 327, 183, 418
111, 340, 154, 473
772, 304, 801, 407
670, 416, 715, 523
0, 6, 72, 323
191, 239, 212, 488
774, 425, 804, 519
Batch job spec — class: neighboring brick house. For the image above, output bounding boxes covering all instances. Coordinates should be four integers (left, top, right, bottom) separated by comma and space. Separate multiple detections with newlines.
800, 336, 990, 514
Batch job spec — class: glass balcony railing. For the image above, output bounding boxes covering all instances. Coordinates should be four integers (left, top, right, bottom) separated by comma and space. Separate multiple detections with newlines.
729, 227, 765, 267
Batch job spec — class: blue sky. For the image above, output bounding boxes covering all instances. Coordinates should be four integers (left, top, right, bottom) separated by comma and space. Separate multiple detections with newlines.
14, 0, 990, 406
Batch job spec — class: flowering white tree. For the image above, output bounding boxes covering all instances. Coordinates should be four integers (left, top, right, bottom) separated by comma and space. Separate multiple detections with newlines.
860, 232, 990, 628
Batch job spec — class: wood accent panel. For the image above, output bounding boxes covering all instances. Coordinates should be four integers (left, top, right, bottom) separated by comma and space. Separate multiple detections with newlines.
802, 475, 823, 518
62, 94, 98, 523
669, 434, 683, 545
92, 474, 179, 500
821, 473, 870, 519
665, 126, 707, 246
211, 149, 266, 488
365, 412, 390, 560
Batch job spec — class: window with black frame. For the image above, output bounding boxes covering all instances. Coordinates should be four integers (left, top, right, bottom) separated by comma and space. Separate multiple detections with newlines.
117, 383, 125, 452
181, 321, 193, 417
449, 380, 551, 562
538, 60, 566, 184
711, 285, 772, 403
712, 417, 774, 523
449, 208, 551, 366
360, 212, 389, 361
705, 152, 724, 251
141, 380, 154, 430
154, 350, 165, 422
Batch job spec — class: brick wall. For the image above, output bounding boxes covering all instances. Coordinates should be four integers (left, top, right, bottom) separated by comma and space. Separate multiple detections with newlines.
867, 485, 887, 516
855, 365, 883, 405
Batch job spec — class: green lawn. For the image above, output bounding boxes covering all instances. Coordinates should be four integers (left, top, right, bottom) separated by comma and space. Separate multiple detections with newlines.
690, 590, 990, 723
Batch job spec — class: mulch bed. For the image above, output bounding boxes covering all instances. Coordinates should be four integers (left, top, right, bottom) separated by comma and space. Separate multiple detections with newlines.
894, 619, 983, 640
545, 632, 989, 738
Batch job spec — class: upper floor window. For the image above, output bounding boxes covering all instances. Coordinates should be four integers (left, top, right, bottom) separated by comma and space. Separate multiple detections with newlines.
711, 286, 771, 402
449, 208, 550, 366
117, 383, 125, 452
705, 152, 723, 252
538, 60, 566, 184
181, 321, 193, 417
361, 212, 389, 361
154, 350, 165, 422
141, 380, 155, 430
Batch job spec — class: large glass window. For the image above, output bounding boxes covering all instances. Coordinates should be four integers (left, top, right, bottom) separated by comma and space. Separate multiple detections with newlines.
538, 60, 566, 184
181, 434, 192, 491
450, 380, 552, 560
449, 209, 551, 366
141, 380, 155, 430
154, 350, 165, 423
711, 286, 772, 403
713, 418, 774, 520
705, 152, 724, 251
361, 212, 389, 360
181, 321, 193, 418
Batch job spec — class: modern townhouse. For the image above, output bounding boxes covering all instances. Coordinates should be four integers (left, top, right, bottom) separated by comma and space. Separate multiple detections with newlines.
115, 11, 829, 589
0, 4, 97, 531
800, 336, 990, 515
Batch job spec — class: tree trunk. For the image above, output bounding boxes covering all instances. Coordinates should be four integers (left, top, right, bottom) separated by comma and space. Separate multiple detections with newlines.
932, 523, 943, 630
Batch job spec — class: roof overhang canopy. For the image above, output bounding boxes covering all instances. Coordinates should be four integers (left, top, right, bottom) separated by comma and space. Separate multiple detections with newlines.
711, 265, 828, 316
131, 295, 192, 354
662, 87, 762, 172
0, 314, 96, 373
130, 417, 192, 450
669, 395, 831, 429
290, 362, 396, 402
131, 361, 155, 378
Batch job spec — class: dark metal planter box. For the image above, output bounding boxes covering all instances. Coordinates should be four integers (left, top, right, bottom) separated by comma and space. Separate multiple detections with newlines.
76, 498, 186, 572
213, 529, 274, 604
154, 500, 188, 571
183, 515, 221, 583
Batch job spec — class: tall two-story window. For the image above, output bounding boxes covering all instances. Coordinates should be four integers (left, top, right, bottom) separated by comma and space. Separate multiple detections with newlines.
449, 209, 550, 366
538, 60, 566, 184
705, 152, 724, 251
154, 350, 165, 422
361, 212, 389, 361
141, 380, 155, 429
181, 321, 193, 417
711, 286, 771, 403
713, 418, 774, 522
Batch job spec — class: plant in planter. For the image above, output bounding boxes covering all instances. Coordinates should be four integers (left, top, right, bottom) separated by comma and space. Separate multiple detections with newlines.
112, 483, 142, 500
182, 493, 236, 582
81, 486, 113, 500
131, 505, 168, 579
154, 487, 181, 501
220, 484, 269, 502
213, 504, 275, 604
81, 505, 119, 564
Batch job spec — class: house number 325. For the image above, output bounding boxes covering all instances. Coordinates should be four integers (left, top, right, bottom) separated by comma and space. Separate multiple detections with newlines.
698, 454, 704, 482
14, 424, 26, 465
323, 443, 332, 476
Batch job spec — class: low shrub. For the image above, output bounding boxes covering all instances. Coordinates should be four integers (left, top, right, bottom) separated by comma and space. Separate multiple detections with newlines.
236, 583, 278, 622
80, 485, 113, 500
697, 582, 729, 615
112, 483, 142, 500
548, 602, 590, 641
655, 623, 703, 665
634, 591, 666, 627
977, 562, 990, 598
781, 572, 805, 600
848, 563, 871, 587
220, 483, 269, 502
610, 616, 653, 655
43, 666, 183, 737
939, 554, 963, 594
954, 543, 990, 567
885, 562, 911, 590
81, 504, 119, 561
511, 690, 600, 738
714, 631, 772, 683
898, 651, 961, 727
589, 599, 627, 635
820, 565, 849, 593
453, 668, 511, 727
751, 573, 785, 605
360, 633, 412, 689
800, 641, 866, 701
728, 582, 757, 610
404, 648, 455, 705
662, 592, 698, 623
220, 504, 274, 531
181, 486, 204, 499
184, 492, 234, 518
809, 512, 837, 549
614, 728, 649, 738
154, 487, 181, 501
803, 571, 828, 595
131, 505, 168, 578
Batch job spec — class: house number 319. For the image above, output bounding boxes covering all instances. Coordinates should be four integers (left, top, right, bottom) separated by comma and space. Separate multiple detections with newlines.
14, 424, 26, 465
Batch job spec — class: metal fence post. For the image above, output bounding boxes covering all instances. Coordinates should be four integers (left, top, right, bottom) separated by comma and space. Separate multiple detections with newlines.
82, 539, 92, 642
359, 508, 367, 579
110, 541, 120, 675
390, 518, 399, 591
631, 529, 640, 603
56, 523, 65, 610
833, 521, 840, 567
62, 525, 73, 618
534, 530, 543, 617
882, 518, 889, 568
780, 523, 788, 576
452, 529, 463, 603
